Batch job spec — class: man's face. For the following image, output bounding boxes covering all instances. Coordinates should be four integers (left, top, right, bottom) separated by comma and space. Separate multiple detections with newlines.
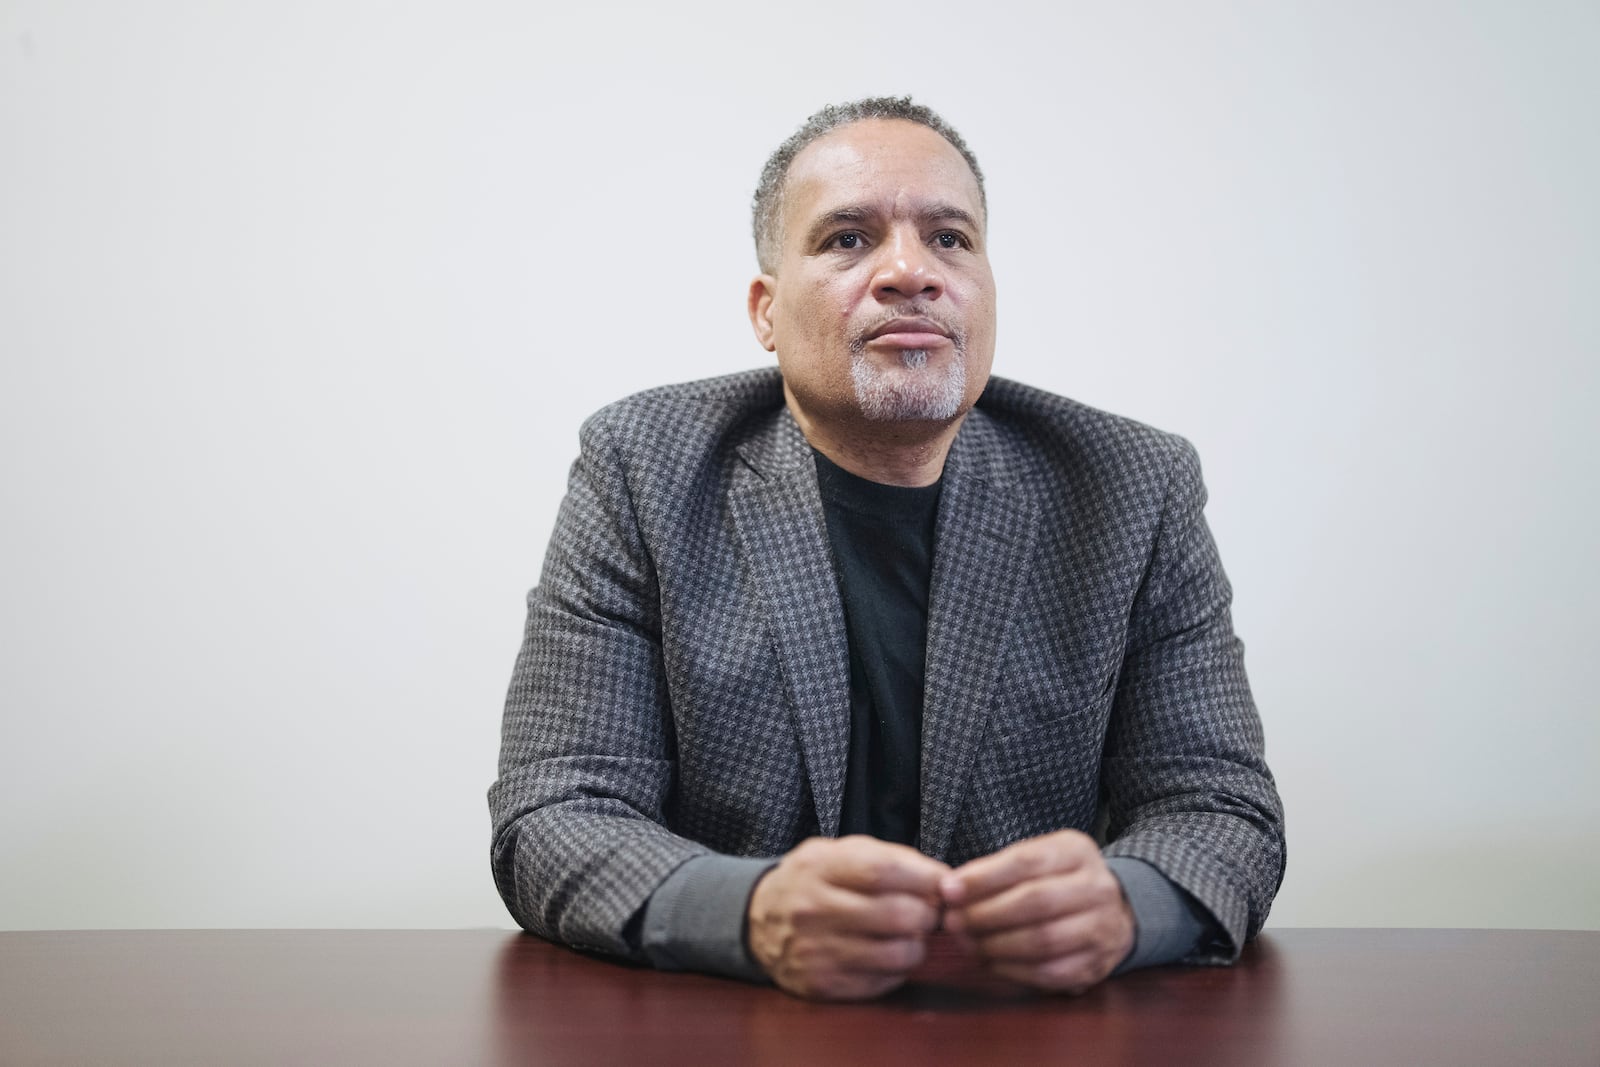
750, 119, 996, 429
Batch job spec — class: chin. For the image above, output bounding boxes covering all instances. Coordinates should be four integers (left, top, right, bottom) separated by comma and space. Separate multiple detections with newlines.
852, 360, 967, 422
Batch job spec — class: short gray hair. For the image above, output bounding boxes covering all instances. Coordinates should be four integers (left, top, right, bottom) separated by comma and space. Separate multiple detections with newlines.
751, 96, 986, 275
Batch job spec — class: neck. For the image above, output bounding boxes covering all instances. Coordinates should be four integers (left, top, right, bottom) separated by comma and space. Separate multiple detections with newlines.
784, 385, 964, 487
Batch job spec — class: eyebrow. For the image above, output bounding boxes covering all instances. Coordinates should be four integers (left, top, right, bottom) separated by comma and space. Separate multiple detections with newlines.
803, 206, 874, 248
802, 202, 984, 248
917, 203, 984, 232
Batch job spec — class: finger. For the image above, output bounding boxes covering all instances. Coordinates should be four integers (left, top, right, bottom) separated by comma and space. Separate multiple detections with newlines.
941, 830, 1095, 906
989, 947, 1111, 995
783, 967, 910, 1002
850, 890, 943, 938
950, 868, 1120, 936
828, 932, 929, 976
809, 885, 942, 939
821, 836, 951, 897
769, 932, 926, 997
968, 909, 1105, 964
823, 972, 910, 1001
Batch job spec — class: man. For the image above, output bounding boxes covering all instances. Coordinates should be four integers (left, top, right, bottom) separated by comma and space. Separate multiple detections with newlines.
490, 97, 1284, 1001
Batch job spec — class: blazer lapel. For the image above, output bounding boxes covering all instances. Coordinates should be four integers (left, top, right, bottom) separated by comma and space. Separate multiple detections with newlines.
919, 411, 1040, 859
731, 411, 851, 837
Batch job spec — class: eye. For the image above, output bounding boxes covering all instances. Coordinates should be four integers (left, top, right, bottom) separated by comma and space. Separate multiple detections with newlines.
829, 232, 864, 250
934, 231, 968, 250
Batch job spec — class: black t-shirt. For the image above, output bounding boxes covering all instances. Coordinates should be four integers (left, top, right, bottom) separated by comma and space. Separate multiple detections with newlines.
813, 450, 942, 847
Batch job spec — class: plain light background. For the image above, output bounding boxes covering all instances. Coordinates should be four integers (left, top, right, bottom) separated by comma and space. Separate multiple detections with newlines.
2, 1, 1595, 932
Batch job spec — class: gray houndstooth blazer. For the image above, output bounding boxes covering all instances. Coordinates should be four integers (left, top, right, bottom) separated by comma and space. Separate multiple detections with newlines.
490, 367, 1285, 964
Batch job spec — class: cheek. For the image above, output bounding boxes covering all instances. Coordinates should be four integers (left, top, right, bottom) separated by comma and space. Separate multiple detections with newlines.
962, 279, 997, 341
788, 286, 853, 346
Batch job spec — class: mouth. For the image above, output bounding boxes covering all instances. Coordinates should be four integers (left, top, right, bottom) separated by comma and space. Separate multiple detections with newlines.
862, 317, 953, 350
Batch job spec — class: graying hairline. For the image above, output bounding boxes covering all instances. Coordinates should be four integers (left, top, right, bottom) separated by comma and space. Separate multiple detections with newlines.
752, 99, 986, 276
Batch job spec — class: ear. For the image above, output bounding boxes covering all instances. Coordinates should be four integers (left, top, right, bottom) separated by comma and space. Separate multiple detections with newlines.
747, 274, 778, 352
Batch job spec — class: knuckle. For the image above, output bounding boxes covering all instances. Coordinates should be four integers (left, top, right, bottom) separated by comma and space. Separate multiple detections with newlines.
1037, 922, 1072, 956
892, 937, 927, 971
1019, 879, 1055, 914
858, 864, 887, 893
1040, 956, 1092, 990
877, 897, 911, 933
1018, 847, 1051, 878
841, 834, 879, 863
785, 842, 821, 875
1055, 828, 1092, 850
798, 836, 836, 861
789, 896, 823, 927
864, 936, 917, 972
890, 896, 934, 934
788, 936, 826, 968
1056, 834, 1093, 864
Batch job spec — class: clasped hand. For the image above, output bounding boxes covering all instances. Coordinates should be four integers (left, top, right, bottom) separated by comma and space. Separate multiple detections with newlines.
745, 830, 1135, 1000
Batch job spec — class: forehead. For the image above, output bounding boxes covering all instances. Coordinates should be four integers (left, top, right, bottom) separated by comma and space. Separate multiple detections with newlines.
781, 119, 984, 232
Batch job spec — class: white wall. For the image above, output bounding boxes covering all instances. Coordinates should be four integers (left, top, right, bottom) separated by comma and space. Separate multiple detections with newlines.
2, 1, 1595, 931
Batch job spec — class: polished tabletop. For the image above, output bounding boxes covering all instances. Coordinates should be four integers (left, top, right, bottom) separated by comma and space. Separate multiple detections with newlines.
2, 928, 1596, 1065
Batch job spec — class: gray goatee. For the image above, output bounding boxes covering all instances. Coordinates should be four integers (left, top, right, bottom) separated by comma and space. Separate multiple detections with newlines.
848, 320, 967, 422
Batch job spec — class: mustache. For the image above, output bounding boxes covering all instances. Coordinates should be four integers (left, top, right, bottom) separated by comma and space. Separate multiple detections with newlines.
849, 304, 967, 354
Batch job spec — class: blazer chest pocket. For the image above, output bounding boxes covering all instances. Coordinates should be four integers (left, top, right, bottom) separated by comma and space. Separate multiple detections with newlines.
961, 686, 1115, 850
989, 661, 1119, 739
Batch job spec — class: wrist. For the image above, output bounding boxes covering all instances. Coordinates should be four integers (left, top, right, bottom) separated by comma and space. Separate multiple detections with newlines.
744, 865, 781, 974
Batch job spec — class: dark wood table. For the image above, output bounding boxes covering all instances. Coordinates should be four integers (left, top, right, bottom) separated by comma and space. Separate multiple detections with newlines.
2, 929, 1595, 1065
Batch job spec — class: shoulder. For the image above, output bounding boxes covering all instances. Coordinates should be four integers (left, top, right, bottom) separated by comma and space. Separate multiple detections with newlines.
965, 377, 1211, 560
587, 367, 785, 425
578, 367, 786, 457
570, 369, 793, 510
972, 376, 1199, 494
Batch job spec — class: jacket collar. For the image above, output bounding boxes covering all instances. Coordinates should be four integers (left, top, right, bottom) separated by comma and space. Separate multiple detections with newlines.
729, 392, 1040, 857
731, 390, 1023, 490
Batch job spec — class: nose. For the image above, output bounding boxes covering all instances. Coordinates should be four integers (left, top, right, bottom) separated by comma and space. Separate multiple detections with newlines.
871, 227, 945, 302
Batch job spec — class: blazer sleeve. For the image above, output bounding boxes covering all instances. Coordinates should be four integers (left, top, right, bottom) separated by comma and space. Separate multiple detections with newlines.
488, 414, 708, 958
1099, 436, 1287, 963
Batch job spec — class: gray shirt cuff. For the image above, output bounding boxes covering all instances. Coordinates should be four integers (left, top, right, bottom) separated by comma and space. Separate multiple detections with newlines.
640, 854, 779, 982
1106, 856, 1216, 974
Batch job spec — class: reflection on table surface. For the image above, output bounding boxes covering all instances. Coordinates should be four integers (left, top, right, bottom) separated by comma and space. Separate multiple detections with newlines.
1, 928, 1596, 1066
